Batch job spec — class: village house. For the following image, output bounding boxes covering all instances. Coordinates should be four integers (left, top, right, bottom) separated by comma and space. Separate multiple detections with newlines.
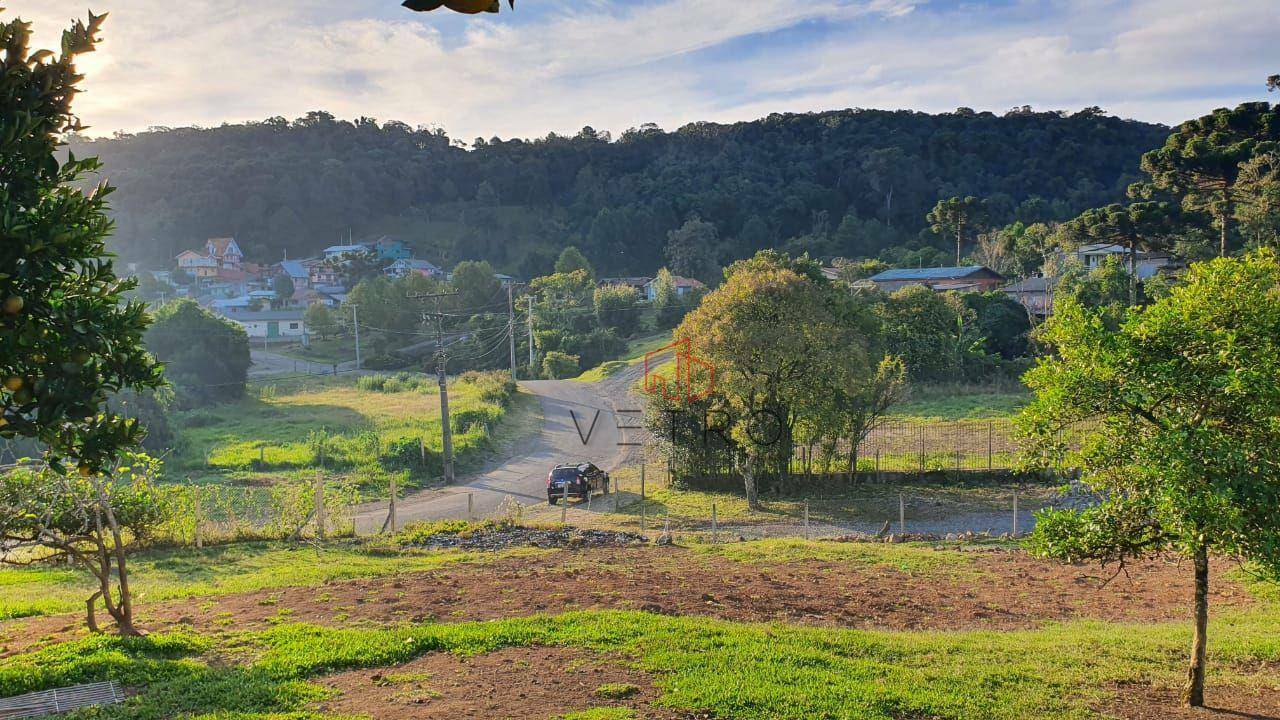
223, 310, 308, 343
277, 259, 311, 289
600, 277, 652, 294
865, 266, 1006, 293
385, 258, 443, 279
643, 275, 706, 301
1000, 275, 1054, 317
1073, 243, 1178, 279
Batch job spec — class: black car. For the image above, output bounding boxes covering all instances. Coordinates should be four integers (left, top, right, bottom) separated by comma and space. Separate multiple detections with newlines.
547, 462, 610, 504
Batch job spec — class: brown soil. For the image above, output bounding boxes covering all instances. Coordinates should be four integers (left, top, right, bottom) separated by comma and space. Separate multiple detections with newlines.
319, 645, 686, 720
1, 544, 1256, 659
1101, 680, 1280, 720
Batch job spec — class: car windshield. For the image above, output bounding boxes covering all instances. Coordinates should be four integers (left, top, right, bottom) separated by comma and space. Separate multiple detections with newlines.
551, 468, 580, 479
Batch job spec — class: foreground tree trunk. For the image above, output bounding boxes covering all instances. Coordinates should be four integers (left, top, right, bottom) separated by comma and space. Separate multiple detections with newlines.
741, 454, 761, 511
1183, 544, 1210, 707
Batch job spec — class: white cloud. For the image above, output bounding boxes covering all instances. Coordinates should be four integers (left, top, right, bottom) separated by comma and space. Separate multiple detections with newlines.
12, 0, 1278, 140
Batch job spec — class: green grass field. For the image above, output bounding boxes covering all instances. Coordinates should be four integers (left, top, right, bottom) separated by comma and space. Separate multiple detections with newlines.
171, 372, 530, 494
573, 333, 673, 382
887, 383, 1031, 421
0, 542, 543, 622
3, 605, 1277, 719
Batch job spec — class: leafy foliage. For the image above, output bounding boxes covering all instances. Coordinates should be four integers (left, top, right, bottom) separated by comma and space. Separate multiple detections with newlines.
69, 109, 1168, 275
0, 11, 164, 471
145, 300, 251, 404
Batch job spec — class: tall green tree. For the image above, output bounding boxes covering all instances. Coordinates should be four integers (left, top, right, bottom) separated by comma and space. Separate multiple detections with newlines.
1141, 102, 1280, 257
593, 283, 641, 336
145, 300, 250, 404
272, 273, 295, 308
0, 11, 163, 472
1058, 202, 1178, 305
1021, 250, 1280, 708
927, 196, 989, 265
553, 245, 593, 278
665, 218, 720, 285
451, 260, 501, 313
1235, 151, 1280, 248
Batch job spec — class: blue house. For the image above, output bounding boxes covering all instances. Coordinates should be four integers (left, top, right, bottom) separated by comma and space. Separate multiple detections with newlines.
363, 235, 412, 261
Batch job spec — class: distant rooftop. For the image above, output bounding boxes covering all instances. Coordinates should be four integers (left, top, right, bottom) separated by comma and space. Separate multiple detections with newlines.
868, 266, 1001, 282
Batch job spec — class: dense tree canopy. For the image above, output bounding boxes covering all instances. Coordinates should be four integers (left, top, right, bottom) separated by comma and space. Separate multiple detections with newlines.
145, 301, 250, 404
1022, 250, 1280, 707
0, 11, 164, 472
70, 108, 1168, 276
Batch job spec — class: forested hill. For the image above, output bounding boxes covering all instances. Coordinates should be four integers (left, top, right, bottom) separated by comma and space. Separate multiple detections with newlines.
71, 107, 1169, 276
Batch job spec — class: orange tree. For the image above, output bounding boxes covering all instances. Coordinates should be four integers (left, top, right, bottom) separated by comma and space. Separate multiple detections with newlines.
1020, 250, 1280, 707
0, 11, 163, 473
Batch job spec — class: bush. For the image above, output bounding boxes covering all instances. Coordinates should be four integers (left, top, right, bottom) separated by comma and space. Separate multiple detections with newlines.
451, 405, 502, 433
542, 351, 580, 379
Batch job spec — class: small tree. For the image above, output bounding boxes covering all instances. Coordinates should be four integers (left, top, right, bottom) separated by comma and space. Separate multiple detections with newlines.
541, 351, 580, 379
272, 273, 295, 308
0, 11, 164, 472
651, 267, 684, 329
305, 303, 339, 339
927, 196, 988, 265
0, 454, 170, 635
593, 284, 641, 336
1020, 250, 1280, 707
146, 300, 251, 403
554, 245, 594, 278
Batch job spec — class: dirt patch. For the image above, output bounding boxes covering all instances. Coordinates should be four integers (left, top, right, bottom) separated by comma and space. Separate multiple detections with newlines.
404, 527, 648, 551
1, 545, 1256, 659
1102, 680, 1280, 720
318, 645, 683, 719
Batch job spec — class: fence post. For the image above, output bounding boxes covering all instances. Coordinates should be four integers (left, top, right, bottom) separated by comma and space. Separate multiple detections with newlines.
803, 501, 810, 540
467, 492, 474, 520
711, 502, 718, 544
898, 492, 905, 535
1012, 488, 1019, 537
314, 472, 326, 541
987, 421, 994, 472
420, 437, 426, 466
193, 482, 203, 549
388, 475, 398, 533
561, 483, 568, 524
640, 464, 646, 505
918, 424, 925, 475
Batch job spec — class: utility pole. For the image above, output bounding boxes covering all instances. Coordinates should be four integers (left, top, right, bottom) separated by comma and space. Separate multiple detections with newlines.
507, 283, 517, 380
351, 304, 361, 371
409, 290, 460, 485
527, 295, 535, 373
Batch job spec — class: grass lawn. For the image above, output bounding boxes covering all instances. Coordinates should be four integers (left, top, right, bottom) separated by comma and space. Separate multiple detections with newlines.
888, 382, 1031, 421
573, 333, 673, 383
3, 604, 1277, 719
171, 373, 531, 494
274, 337, 358, 364
0, 541, 544, 622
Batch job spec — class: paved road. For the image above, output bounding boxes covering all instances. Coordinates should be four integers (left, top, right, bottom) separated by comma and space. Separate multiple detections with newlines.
352, 363, 650, 534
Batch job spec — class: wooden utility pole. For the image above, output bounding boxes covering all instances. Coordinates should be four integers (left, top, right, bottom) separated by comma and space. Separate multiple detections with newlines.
507, 283, 517, 380
409, 290, 460, 485
527, 295, 535, 372
351, 304, 361, 371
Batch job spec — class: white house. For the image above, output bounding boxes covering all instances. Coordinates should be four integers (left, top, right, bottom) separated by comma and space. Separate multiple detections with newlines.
323, 244, 367, 259
1074, 243, 1176, 279
224, 310, 307, 342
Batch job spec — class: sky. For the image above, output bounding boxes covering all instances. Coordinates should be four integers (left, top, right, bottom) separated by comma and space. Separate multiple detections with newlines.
18, 0, 1278, 141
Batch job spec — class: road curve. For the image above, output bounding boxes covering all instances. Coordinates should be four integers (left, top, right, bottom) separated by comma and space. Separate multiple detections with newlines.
352, 364, 649, 534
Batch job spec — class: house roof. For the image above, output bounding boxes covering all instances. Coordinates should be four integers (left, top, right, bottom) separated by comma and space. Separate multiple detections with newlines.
644, 275, 705, 289
868, 266, 1003, 282
1002, 276, 1052, 293
324, 244, 367, 255
279, 260, 309, 278
207, 237, 242, 257
390, 258, 441, 271
223, 310, 306, 322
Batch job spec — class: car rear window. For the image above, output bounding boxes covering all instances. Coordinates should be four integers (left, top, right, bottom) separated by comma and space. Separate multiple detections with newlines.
551, 468, 580, 479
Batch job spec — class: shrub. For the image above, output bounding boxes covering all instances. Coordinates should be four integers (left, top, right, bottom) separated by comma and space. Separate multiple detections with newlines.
542, 351, 580, 379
